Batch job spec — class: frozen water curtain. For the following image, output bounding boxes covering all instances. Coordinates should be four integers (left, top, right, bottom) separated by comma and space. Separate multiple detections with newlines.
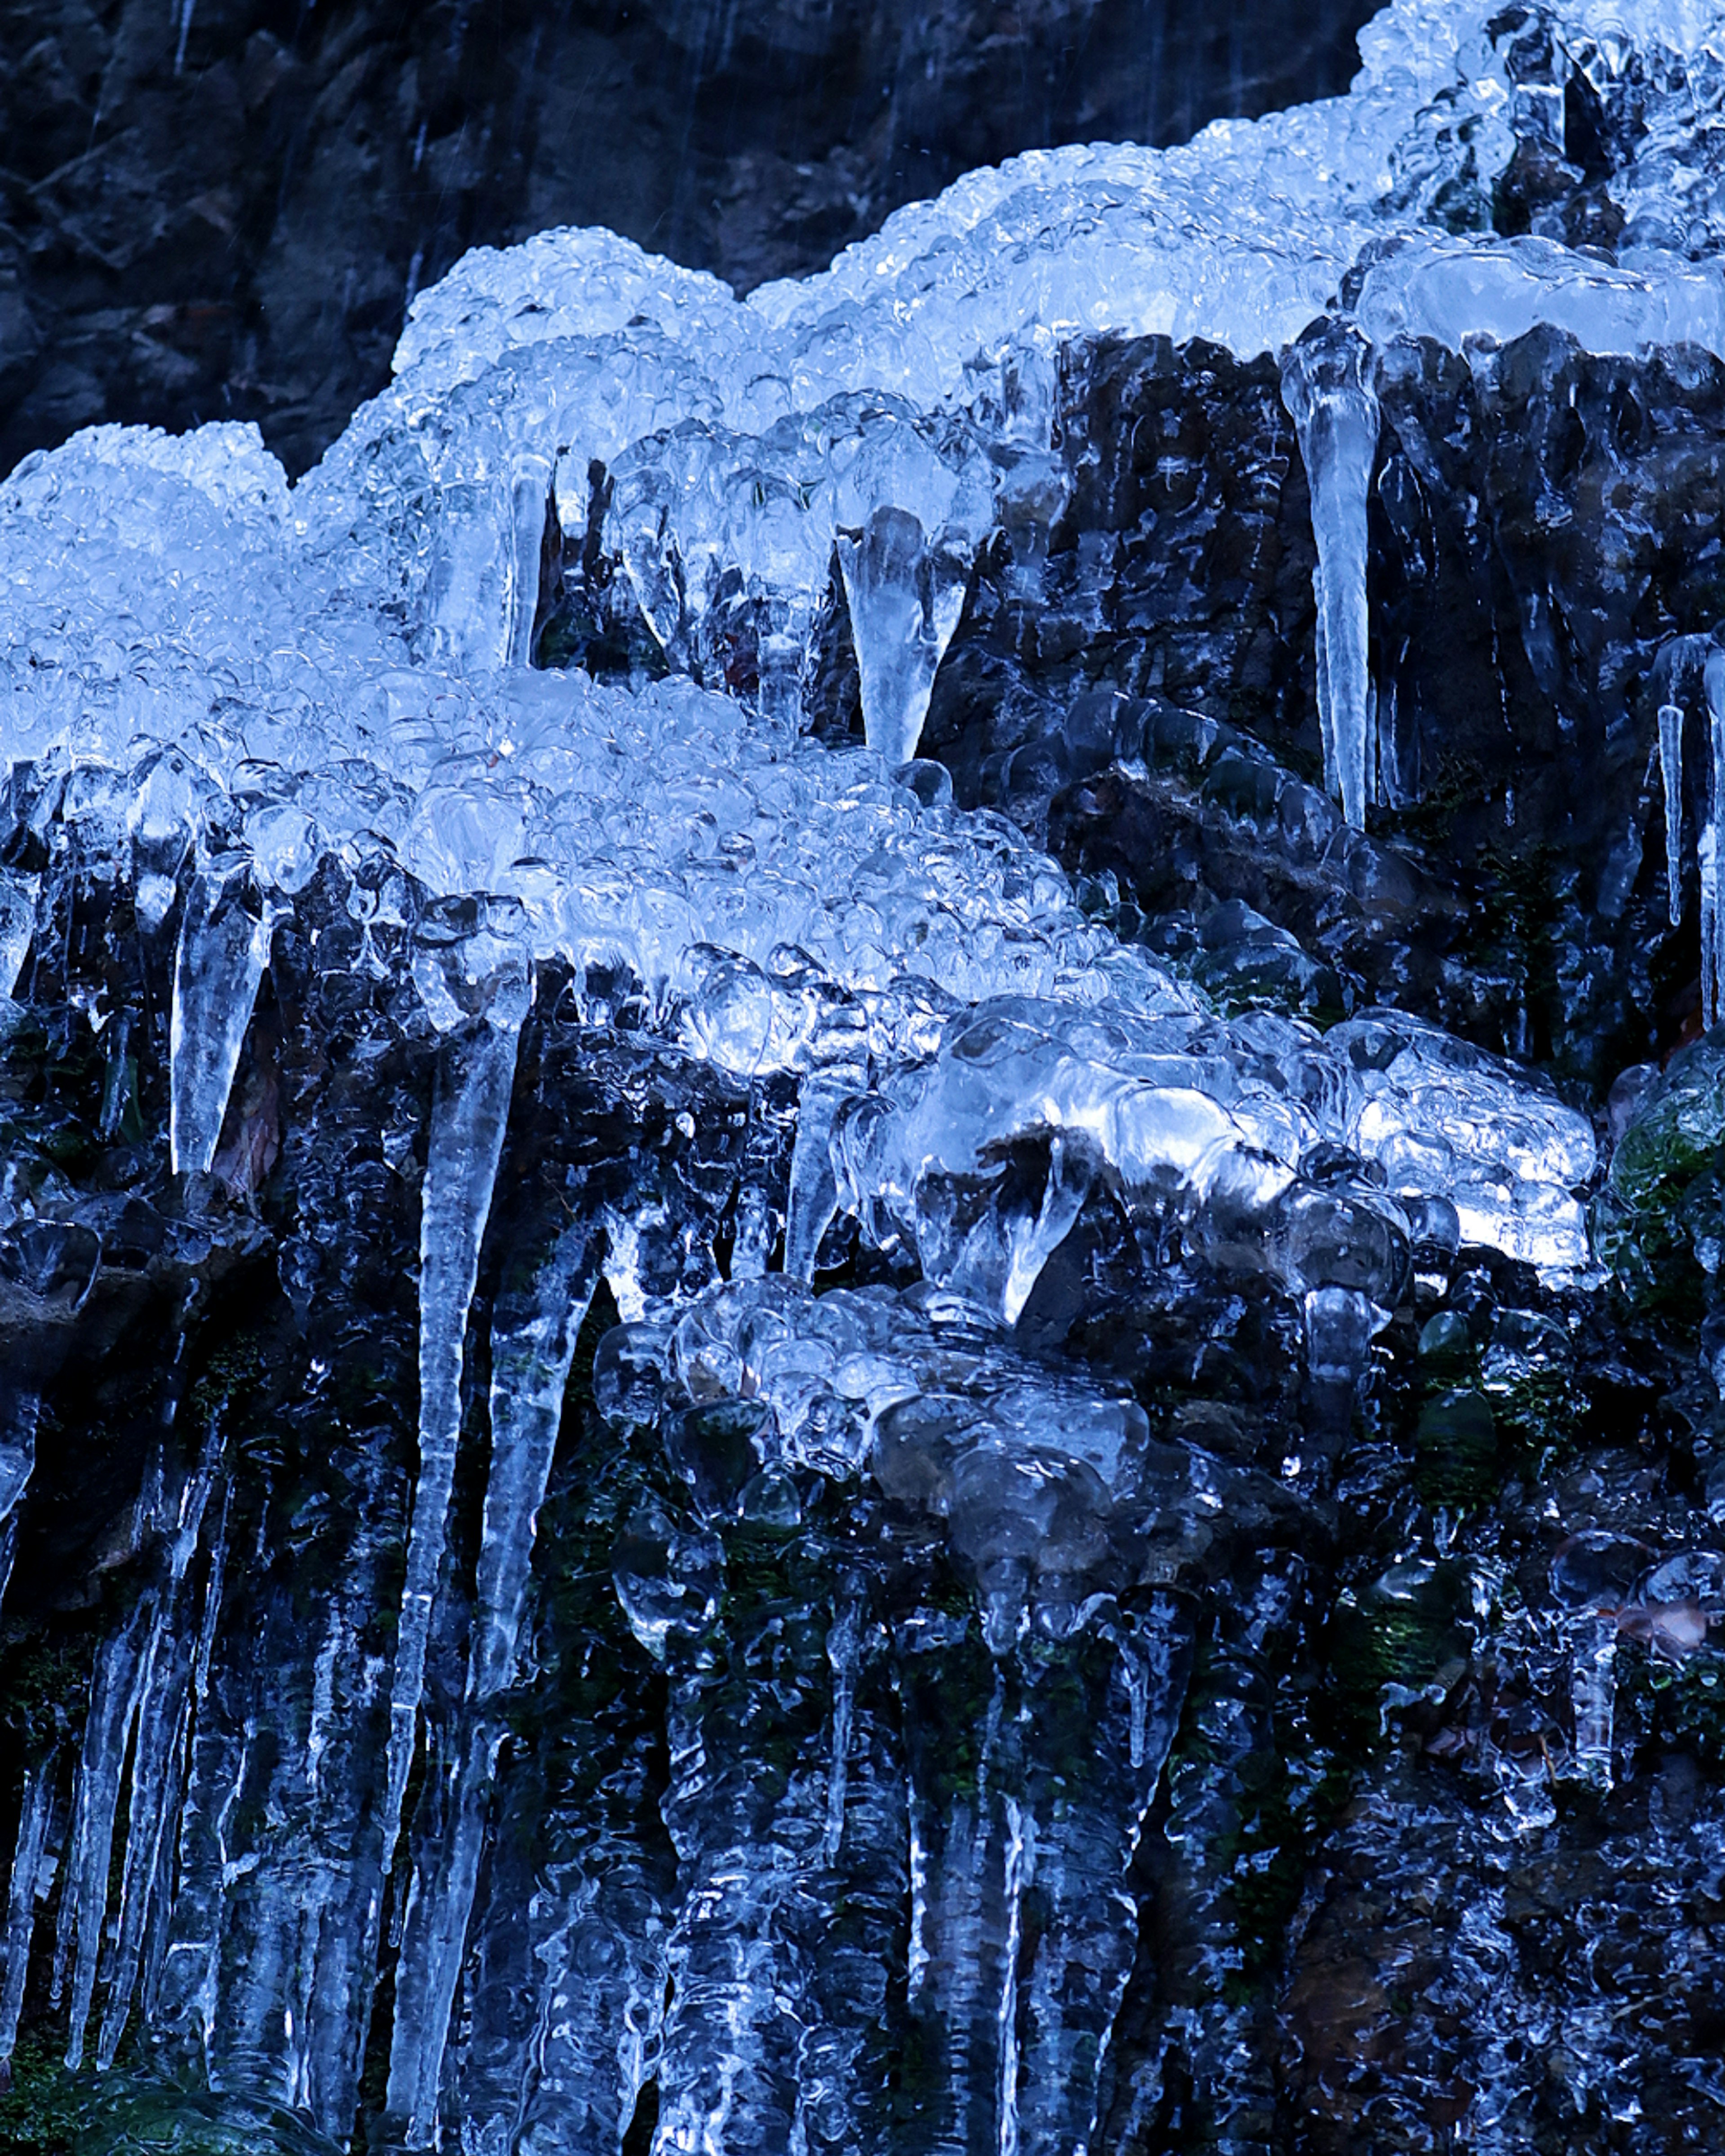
5, 3, 1725, 2151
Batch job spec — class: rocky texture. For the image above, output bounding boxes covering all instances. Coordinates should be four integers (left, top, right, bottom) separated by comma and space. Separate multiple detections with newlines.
7, 803, 1725, 2154
0, 0, 1375, 477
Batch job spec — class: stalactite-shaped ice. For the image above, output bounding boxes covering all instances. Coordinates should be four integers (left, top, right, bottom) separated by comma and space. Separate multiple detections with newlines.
170, 864, 278, 1176
62, 1595, 158, 2068
1570, 1618, 1618, 1791
1658, 702, 1685, 927
837, 508, 973, 769
1707, 649, 1725, 1029
94, 1431, 222, 2068
783, 1074, 852, 1284
897, 1609, 1189, 2156
147, 1480, 244, 2080
0, 1386, 39, 1623
0, 869, 37, 1000
1281, 328, 1380, 831
823, 1601, 860, 1864
386, 1221, 601, 2146
379, 1007, 525, 1899
0, 1751, 61, 2064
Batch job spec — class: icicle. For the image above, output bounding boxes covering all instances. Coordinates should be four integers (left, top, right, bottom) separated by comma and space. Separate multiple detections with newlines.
94, 1430, 222, 2068
0, 1385, 38, 1623
996, 1798, 1026, 2156
505, 462, 554, 669
1658, 702, 1685, 927
0, 867, 37, 999
1707, 649, 1725, 1029
1570, 1617, 1618, 1791
146, 1475, 238, 2059
0, 1751, 61, 2063
729, 1184, 778, 1280
62, 1595, 158, 2068
170, 863, 277, 1175
386, 1220, 600, 2146
836, 508, 971, 769
1281, 328, 1380, 830
784, 1074, 853, 1283
379, 1013, 524, 1892
824, 1602, 859, 1863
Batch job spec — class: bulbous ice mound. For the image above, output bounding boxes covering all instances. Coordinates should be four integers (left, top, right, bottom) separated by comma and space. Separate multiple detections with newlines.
615, 1273, 1189, 1652
4, 0, 1682, 1303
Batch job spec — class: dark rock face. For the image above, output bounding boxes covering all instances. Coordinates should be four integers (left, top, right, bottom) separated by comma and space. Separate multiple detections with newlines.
0, 0, 1375, 477
925, 329, 1724, 1082
8, 816, 1725, 2151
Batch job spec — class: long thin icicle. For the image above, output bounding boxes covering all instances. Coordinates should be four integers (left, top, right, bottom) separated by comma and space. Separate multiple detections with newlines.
1281, 329, 1380, 830
1707, 649, 1725, 1029
94, 1429, 223, 2068
0, 1752, 61, 2063
62, 1596, 158, 2068
170, 864, 277, 1175
0, 1384, 39, 1624
1658, 702, 1685, 927
386, 1219, 600, 2145
378, 1014, 523, 1890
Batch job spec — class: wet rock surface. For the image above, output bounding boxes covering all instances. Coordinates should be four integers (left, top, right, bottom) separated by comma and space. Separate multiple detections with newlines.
3, 773, 1725, 2154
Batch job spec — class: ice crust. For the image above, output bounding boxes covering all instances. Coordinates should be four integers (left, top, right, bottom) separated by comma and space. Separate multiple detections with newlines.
5, 0, 1714, 2137
0, 0, 1656, 1302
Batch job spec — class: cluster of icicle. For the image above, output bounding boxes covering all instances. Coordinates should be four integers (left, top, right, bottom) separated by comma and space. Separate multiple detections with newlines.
0, 0, 1720, 2138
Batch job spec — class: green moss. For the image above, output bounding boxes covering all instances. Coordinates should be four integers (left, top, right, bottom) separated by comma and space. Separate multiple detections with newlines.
1610, 1036, 1725, 1210
0, 1630, 94, 1748
1617, 1644, 1725, 1765
0, 2037, 81, 2156
1413, 1386, 1498, 1508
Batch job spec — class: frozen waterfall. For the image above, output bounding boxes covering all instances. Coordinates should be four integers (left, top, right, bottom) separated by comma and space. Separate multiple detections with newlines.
3, 0, 1725, 2147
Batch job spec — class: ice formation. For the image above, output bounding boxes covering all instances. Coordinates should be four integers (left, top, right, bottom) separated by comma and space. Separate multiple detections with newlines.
2, 0, 1723, 2145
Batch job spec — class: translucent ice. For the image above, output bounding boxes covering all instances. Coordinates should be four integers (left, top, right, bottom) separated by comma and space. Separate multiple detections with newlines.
1281, 329, 1380, 829
170, 866, 279, 1177
1659, 702, 1685, 928
380, 1012, 525, 1894
386, 1222, 601, 2145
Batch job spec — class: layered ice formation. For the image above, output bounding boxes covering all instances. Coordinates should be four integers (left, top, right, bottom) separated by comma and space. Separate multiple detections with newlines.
3, 0, 1724, 2146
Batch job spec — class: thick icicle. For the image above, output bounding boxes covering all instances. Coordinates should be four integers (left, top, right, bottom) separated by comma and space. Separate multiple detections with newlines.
170, 863, 277, 1176
0, 868, 37, 999
379, 1012, 524, 1887
897, 1607, 1190, 2156
638, 1525, 904, 2156
1570, 1617, 1618, 1792
1658, 702, 1685, 927
783, 1074, 852, 1282
836, 508, 971, 769
1280, 328, 1380, 831
1707, 650, 1725, 1029
385, 1219, 601, 2146
453, 1333, 681, 2156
